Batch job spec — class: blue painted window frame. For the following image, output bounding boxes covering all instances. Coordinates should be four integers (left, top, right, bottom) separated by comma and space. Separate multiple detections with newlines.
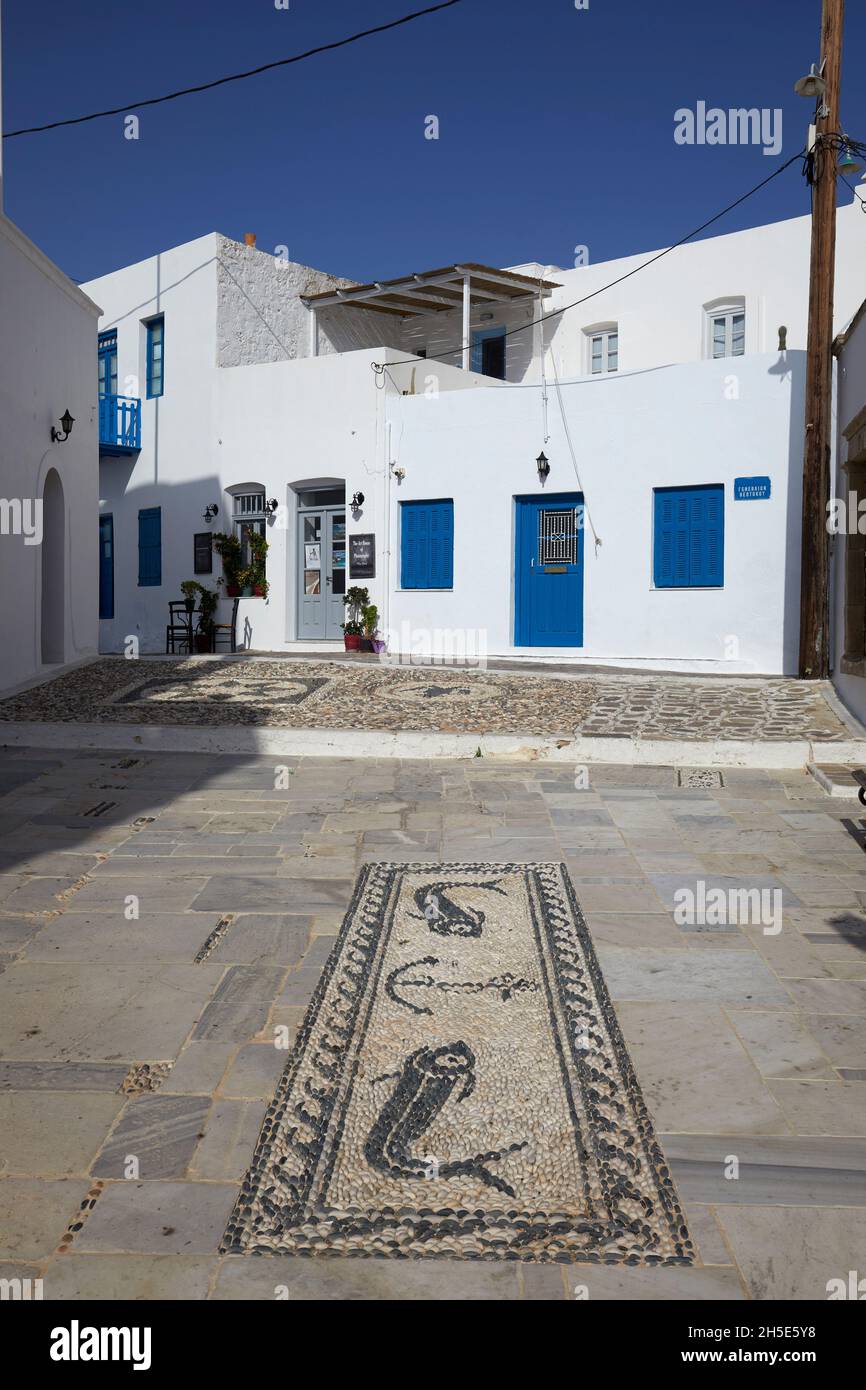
146, 316, 164, 398
471, 325, 506, 378
99, 513, 114, 620
653, 484, 724, 589
98, 329, 117, 398
400, 499, 454, 589
138, 507, 162, 587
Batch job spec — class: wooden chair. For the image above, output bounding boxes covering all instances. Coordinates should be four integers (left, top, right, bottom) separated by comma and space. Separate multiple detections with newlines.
212, 597, 239, 653
166, 601, 194, 654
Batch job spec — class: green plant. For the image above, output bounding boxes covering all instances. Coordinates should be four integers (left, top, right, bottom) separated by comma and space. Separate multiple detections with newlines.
343, 586, 370, 626
195, 585, 219, 632
361, 603, 379, 637
341, 620, 362, 637
212, 532, 242, 586
180, 579, 199, 604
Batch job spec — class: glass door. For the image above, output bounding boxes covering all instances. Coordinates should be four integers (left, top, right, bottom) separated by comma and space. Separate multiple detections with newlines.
297, 507, 346, 639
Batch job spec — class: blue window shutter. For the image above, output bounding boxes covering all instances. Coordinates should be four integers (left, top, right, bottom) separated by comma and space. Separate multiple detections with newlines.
138, 507, 162, 587
401, 500, 453, 588
654, 486, 723, 588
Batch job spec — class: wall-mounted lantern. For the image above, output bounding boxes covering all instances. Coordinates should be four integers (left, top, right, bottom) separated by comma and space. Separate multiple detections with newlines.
51, 409, 75, 443
350, 491, 365, 509
536, 451, 550, 484
778, 326, 788, 352
202, 504, 219, 523
265, 498, 279, 514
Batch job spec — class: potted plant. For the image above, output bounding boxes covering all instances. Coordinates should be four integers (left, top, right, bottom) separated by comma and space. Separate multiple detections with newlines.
360, 602, 379, 654
342, 586, 369, 652
194, 585, 219, 653
237, 566, 254, 599
212, 532, 242, 596
248, 531, 269, 598
180, 579, 198, 614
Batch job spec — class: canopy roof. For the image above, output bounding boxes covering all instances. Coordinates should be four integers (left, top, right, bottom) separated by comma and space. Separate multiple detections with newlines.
301, 262, 561, 319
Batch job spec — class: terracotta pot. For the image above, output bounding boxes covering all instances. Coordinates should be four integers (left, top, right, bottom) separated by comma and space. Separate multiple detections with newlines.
344, 634, 361, 651
226, 584, 240, 597
253, 585, 265, 597
194, 633, 212, 654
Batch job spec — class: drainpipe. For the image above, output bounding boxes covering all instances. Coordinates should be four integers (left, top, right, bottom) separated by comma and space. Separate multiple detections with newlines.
383, 415, 392, 647
462, 274, 471, 370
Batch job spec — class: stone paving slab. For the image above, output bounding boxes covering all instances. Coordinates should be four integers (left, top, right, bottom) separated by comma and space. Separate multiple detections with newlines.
0, 745, 865, 1299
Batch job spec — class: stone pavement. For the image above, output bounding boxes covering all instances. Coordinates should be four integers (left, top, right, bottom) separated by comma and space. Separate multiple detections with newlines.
0, 656, 853, 742
0, 746, 864, 1300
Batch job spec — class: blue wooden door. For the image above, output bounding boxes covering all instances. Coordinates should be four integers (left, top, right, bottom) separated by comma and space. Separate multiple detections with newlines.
99, 514, 114, 620
515, 493, 584, 646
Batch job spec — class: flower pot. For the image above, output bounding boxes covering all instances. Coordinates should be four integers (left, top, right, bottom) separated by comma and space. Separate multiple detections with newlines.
344, 634, 361, 651
253, 585, 265, 597
184, 598, 196, 614
360, 637, 374, 653
226, 584, 240, 598
372, 638, 386, 654
241, 586, 253, 598
194, 632, 212, 654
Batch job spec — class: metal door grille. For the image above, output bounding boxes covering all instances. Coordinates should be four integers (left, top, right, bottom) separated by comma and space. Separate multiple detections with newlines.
538, 509, 577, 564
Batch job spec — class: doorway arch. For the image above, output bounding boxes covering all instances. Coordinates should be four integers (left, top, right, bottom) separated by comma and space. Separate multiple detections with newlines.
41, 468, 65, 664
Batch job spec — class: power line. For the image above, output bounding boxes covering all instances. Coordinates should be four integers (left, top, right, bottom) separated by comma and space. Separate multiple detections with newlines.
3, 1, 464, 139
375, 145, 809, 372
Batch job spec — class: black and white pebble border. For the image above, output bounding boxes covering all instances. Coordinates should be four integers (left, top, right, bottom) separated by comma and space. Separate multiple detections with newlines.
223, 862, 694, 1265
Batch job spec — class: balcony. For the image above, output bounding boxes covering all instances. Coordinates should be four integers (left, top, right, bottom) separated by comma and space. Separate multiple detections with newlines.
99, 394, 141, 455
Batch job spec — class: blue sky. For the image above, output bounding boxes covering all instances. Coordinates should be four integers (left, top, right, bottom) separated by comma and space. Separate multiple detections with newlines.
3, 0, 865, 284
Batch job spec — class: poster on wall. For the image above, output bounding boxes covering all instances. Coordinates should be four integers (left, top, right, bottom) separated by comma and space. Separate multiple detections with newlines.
304, 542, 321, 567
349, 533, 375, 579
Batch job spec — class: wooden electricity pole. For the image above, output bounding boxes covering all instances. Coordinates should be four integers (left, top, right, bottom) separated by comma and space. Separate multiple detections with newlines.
799, 0, 845, 678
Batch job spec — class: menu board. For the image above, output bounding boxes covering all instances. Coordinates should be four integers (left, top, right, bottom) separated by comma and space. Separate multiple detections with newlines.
349, 533, 375, 579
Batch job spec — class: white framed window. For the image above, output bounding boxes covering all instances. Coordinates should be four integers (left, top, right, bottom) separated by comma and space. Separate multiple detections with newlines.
230, 487, 266, 565
585, 325, 618, 375
704, 299, 746, 359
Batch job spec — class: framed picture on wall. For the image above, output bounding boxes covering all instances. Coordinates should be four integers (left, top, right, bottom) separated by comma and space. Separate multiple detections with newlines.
194, 533, 213, 574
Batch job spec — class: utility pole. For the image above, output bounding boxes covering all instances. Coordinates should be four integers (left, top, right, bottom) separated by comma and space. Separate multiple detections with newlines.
799, 0, 844, 679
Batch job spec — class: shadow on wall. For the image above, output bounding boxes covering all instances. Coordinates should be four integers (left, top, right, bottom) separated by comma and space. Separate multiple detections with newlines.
97, 472, 241, 655
778, 351, 807, 676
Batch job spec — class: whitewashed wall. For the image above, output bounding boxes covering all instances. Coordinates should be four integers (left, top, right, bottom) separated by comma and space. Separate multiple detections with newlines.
384, 353, 806, 673
832, 302, 866, 724
0, 214, 100, 695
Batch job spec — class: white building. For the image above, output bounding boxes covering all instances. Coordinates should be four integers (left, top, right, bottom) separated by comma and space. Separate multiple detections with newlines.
0, 212, 101, 695
832, 294, 866, 722
83, 182, 866, 675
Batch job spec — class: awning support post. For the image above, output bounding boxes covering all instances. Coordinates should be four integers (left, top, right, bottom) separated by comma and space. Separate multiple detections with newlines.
462, 274, 471, 370
308, 306, 318, 358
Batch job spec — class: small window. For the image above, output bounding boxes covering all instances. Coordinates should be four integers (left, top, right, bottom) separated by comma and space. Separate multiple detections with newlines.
586, 326, 618, 375
98, 330, 117, 398
653, 485, 724, 588
231, 489, 266, 566
471, 327, 506, 380
194, 532, 213, 575
146, 316, 164, 398
401, 499, 454, 589
138, 507, 162, 587
705, 300, 745, 359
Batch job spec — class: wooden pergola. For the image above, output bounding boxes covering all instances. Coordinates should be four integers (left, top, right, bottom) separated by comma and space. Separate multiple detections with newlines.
301, 262, 561, 369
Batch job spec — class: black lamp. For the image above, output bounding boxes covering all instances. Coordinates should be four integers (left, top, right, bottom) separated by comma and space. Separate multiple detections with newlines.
51, 409, 75, 443
536, 451, 550, 483
202, 504, 219, 523
351, 491, 365, 509
265, 498, 279, 514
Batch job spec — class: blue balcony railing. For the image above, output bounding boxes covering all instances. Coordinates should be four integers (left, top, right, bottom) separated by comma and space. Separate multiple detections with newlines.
99, 394, 141, 454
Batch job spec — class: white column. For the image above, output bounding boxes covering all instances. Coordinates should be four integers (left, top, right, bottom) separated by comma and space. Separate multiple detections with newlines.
308, 306, 318, 358
462, 274, 471, 370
